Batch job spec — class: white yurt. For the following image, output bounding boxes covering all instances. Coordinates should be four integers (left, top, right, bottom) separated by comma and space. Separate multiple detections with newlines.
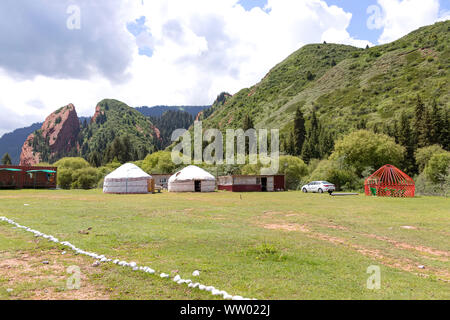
168, 165, 216, 192
103, 163, 152, 194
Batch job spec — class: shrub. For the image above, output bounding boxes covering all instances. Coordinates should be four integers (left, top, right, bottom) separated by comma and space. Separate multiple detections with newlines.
424, 152, 450, 184
71, 168, 100, 190
330, 130, 405, 176
57, 169, 73, 189
53, 157, 98, 189
54, 157, 90, 170
415, 172, 449, 197
278, 156, 308, 190
141, 151, 181, 174
309, 160, 360, 191
415, 145, 445, 172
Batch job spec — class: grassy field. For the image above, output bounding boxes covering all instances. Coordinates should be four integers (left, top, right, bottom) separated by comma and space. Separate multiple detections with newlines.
0, 189, 449, 300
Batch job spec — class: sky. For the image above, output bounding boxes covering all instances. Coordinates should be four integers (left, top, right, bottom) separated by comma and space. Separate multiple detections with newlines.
0, 0, 449, 137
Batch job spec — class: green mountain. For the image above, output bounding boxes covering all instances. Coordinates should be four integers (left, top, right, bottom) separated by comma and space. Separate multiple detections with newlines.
79, 99, 160, 163
201, 21, 449, 143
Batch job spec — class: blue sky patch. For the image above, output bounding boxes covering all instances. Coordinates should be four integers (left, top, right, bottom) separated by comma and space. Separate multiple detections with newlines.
238, 0, 268, 11
127, 16, 147, 36
127, 16, 153, 57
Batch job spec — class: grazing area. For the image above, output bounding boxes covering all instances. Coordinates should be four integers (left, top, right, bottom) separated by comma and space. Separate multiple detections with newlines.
0, 189, 449, 300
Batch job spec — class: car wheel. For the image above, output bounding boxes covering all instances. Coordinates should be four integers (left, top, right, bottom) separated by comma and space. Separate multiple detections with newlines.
302, 188, 307, 193
318, 188, 323, 194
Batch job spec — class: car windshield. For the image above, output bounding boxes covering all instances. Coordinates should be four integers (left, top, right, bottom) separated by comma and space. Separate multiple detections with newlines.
321, 181, 333, 185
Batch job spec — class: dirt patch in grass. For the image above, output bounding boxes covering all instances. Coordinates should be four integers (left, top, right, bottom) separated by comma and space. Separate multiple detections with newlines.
263, 224, 310, 232
297, 229, 449, 281
257, 215, 450, 282
0, 249, 110, 300
317, 224, 449, 260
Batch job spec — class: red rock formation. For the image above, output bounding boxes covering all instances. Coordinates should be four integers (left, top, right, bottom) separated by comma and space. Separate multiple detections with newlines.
151, 125, 162, 141
195, 111, 203, 122
91, 104, 105, 124
20, 104, 80, 165
20, 133, 41, 166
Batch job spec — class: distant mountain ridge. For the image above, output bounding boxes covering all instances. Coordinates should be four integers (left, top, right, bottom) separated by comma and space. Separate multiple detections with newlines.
0, 123, 42, 165
0, 105, 210, 164
136, 105, 210, 118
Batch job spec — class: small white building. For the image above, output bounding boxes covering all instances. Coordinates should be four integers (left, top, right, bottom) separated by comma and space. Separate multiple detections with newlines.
151, 174, 172, 189
168, 165, 216, 192
103, 163, 152, 194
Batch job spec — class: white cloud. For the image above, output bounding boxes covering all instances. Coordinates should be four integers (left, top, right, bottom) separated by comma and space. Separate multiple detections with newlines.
375, 0, 447, 44
0, 0, 374, 136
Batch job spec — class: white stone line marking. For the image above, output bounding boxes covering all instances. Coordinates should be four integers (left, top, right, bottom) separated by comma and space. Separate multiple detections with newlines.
0, 216, 255, 300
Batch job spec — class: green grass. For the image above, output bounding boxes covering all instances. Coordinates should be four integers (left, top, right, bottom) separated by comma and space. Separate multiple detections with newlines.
0, 189, 449, 300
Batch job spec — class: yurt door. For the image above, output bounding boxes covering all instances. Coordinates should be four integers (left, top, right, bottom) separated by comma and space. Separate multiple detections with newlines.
194, 180, 201, 192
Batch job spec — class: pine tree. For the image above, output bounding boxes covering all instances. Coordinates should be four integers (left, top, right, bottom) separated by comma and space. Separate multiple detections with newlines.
302, 111, 320, 162
242, 114, 255, 155
428, 99, 442, 146
293, 107, 306, 156
243, 114, 254, 131
1, 153, 12, 165
88, 151, 101, 167
413, 95, 429, 148
398, 112, 416, 175
440, 109, 450, 151
318, 126, 334, 158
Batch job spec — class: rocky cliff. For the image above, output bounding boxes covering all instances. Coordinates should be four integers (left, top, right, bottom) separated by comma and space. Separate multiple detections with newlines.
20, 104, 80, 165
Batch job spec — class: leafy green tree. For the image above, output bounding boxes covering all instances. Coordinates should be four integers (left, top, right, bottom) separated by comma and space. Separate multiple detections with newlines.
330, 130, 405, 176
54, 157, 90, 170
54, 157, 91, 189
308, 160, 360, 191
424, 152, 450, 184
293, 107, 306, 156
415, 145, 446, 172
1, 153, 12, 165
57, 170, 73, 189
278, 156, 308, 190
141, 151, 182, 174
71, 167, 100, 189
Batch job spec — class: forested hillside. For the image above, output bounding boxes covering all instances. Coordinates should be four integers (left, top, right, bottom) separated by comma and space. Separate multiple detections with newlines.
149, 110, 194, 148
136, 105, 210, 119
79, 99, 159, 166
203, 21, 450, 151
200, 21, 449, 169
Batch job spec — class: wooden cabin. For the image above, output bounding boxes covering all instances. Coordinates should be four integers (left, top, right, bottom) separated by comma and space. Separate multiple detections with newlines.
218, 175, 285, 192
0, 165, 57, 189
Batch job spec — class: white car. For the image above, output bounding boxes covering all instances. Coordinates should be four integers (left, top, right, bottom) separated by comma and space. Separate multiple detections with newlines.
302, 181, 335, 194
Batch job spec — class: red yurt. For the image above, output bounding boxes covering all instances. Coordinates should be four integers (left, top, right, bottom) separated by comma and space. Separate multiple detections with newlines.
364, 165, 415, 198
